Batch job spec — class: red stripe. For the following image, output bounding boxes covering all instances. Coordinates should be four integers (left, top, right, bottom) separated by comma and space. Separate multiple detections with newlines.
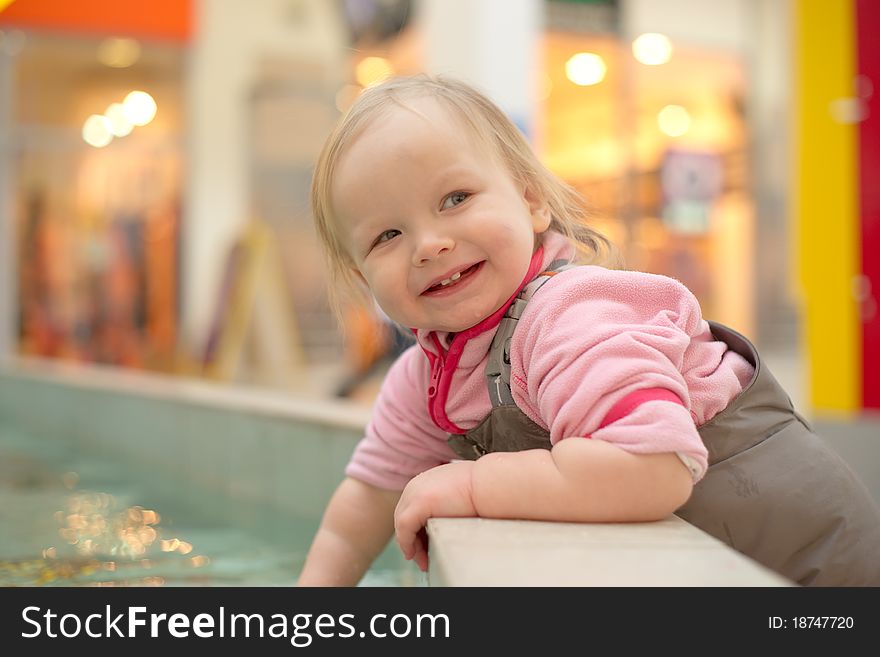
857, 0, 880, 409
598, 388, 685, 430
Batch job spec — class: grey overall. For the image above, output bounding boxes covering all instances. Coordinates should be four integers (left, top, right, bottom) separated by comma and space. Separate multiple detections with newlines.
447, 266, 880, 586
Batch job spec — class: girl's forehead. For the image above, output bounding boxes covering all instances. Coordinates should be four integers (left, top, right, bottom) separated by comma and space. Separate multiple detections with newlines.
373, 97, 459, 136
347, 96, 494, 163
330, 98, 500, 220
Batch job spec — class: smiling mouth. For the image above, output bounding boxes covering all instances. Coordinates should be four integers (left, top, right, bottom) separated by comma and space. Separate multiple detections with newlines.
422, 263, 481, 294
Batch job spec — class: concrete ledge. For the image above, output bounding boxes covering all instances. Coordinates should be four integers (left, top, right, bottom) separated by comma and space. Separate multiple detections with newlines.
0, 356, 372, 430
426, 516, 793, 586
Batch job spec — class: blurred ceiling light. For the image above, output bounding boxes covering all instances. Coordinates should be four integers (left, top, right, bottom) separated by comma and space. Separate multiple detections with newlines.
122, 90, 157, 126
335, 84, 363, 112
565, 52, 606, 87
355, 56, 394, 87
632, 33, 673, 65
658, 104, 691, 137
104, 102, 134, 137
97, 37, 141, 68
82, 114, 114, 148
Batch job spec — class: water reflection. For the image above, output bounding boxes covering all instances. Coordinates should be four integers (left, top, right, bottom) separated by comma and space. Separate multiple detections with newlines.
0, 480, 210, 586
0, 429, 417, 587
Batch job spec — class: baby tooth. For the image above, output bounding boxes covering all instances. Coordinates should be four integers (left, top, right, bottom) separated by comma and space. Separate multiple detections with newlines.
439, 271, 463, 287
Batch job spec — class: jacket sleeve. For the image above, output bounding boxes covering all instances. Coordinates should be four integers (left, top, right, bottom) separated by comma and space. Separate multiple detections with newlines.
510, 266, 714, 481
345, 345, 458, 491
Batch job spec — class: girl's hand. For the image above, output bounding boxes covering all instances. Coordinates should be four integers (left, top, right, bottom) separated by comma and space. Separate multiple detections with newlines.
394, 461, 478, 572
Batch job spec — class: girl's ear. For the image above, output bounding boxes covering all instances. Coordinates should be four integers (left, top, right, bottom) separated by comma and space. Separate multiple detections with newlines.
523, 184, 552, 234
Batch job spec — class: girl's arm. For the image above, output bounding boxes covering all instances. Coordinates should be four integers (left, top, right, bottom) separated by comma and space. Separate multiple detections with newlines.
298, 477, 401, 586
472, 437, 693, 520
394, 438, 692, 569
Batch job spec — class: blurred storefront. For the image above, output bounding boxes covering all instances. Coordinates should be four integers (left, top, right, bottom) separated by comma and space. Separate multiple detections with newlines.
0, 0, 188, 371
540, 9, 754, 336
1, 0, 876, 414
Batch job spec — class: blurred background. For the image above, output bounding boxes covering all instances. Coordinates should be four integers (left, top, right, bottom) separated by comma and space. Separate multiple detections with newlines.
1, 0, 877, 417
0, 0, 878, 586
0, 0, 877, 417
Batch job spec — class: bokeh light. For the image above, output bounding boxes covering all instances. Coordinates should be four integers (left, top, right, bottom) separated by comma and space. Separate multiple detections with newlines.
355, 56, 394, 87
104, 102, 134, 137
658, 104, 692, 137
632, 33, 673, 65
565, 52, 606, 87
122, 90, 157, 126
82, 114, 113, 148
96, 37, 141, 68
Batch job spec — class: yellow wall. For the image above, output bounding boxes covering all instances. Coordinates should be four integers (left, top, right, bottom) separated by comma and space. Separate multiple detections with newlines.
794, 0, 861, 414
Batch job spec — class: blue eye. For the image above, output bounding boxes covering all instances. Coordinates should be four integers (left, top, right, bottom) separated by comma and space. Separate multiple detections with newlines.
441, 191, 469, 210
373, 229, 400, 247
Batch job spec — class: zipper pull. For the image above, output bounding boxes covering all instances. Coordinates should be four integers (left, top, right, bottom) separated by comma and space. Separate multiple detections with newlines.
428, 358, 442, 400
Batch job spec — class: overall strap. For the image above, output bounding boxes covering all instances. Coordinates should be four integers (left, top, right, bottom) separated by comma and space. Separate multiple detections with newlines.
485, 259, 575, 407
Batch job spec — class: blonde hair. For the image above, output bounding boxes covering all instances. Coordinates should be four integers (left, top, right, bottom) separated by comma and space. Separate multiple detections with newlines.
310, 74, 619, 317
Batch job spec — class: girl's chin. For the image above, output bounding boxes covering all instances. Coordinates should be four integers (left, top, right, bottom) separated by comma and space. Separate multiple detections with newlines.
409, 293, 513, 333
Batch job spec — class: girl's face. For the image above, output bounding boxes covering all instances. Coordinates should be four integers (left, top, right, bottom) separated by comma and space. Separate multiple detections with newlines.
331, 98, 551, 333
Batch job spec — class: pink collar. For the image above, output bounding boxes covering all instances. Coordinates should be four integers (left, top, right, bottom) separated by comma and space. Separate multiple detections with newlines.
417, 245, 546, 434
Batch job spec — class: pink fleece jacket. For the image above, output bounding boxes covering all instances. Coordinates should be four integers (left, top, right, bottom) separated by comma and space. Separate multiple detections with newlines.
345, 231, 754, 491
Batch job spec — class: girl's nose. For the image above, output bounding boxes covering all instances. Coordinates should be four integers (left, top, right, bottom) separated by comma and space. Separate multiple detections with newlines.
412, 232, 454, 265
